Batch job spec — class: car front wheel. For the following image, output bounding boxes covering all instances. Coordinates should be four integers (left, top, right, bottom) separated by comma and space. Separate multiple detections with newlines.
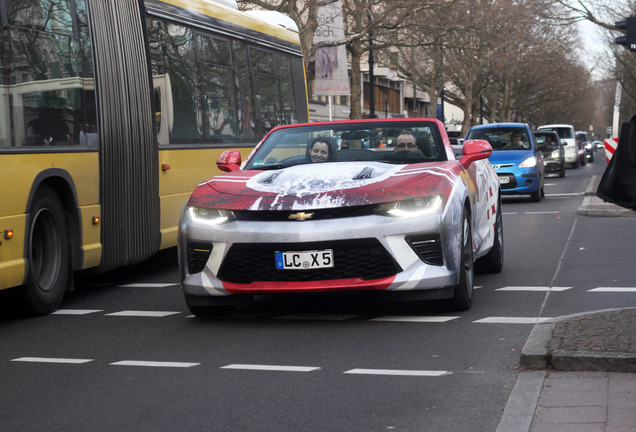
449, 209, 474, 311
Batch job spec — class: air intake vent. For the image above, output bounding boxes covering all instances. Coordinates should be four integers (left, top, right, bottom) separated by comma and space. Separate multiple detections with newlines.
354, 167, 375, 180
406, 235, 443, 266
187, 242, 213, 274
218, 239, 400, 283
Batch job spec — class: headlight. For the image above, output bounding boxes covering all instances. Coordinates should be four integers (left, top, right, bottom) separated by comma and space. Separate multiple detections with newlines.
187, 207, 235, 225
519, 156, 537, 168
551, 150, 561, 159
376, 195, 443, 218
586, 143, 592, 149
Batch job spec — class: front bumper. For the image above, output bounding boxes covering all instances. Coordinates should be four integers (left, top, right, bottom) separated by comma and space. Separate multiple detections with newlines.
179, 208, 463, 299
543, 160, 564, 173
496, 170, 540, 194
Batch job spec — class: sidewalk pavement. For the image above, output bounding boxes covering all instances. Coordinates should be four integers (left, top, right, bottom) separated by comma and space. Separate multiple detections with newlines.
497, 176, 636, 432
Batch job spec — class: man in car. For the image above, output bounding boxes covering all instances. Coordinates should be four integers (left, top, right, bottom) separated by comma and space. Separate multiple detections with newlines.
394, 130, 419, 152
507, 131, 528, 149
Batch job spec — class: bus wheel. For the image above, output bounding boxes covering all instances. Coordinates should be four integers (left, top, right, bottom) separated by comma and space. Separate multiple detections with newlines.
20, 185, 70, 315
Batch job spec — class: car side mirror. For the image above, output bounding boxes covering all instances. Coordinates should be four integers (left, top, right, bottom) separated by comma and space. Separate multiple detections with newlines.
459, 139, 492, 168
217, 150, 242, 172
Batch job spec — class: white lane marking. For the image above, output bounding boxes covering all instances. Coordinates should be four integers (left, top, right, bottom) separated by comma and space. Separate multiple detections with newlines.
105, 310, 181, 317
110, 360, 199, 368
11, 357, 93, 364
221, 364, 320, 372
503, 212, 518, 215
276, 314, 358, 321
344, 369, 451, 377
473, 317, 554, 324
524, 211, 560, 215
588, 287, 636, 292
545, 192, 583, 197
371, 316, 459, 323
496, 286, 572, 292
53, 309, 103, 315
118, 283, 178, 288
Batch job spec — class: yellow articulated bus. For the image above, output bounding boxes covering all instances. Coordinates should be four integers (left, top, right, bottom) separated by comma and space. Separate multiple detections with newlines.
0, 0, 308, 314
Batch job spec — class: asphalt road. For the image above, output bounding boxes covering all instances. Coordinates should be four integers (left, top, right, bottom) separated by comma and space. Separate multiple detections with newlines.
2, 153, 635, 432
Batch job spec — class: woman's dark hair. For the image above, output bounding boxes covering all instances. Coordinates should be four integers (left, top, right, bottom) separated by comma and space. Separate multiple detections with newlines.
305, 136, 337, 162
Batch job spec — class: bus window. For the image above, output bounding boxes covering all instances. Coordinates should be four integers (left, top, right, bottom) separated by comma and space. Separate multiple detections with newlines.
197, 35, 237, 142
7, 0, 75, 36
251, 48, 279, 137
232, 40, 255, 142
157, 22, 202, 143
5, 26, 87, 147
277, 53, 297, 125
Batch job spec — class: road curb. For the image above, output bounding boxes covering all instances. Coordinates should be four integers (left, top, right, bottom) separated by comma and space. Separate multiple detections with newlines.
549, 350, 636, 372
520, 308, 636, 372
577, 174, 636, 217
495, 370, 546, 432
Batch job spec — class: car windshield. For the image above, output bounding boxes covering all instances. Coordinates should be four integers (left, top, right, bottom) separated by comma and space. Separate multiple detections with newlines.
535, 133, 559, 149
465, 128, 530, 151
243, 121, 446, 170
541, 127, 573, 139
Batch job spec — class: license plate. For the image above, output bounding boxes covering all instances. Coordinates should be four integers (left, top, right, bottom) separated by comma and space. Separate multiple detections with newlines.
498, 176, 510, 184
275, 250, 334, 270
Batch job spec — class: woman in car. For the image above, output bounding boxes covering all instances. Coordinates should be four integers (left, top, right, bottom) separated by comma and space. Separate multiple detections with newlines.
306, 137, 337, 163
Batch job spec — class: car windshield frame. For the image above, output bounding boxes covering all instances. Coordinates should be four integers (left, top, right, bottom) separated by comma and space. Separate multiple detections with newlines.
243, 120, 447, 170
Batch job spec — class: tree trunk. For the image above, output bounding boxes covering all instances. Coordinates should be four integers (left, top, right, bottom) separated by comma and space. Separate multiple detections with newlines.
349, 40, 363, 119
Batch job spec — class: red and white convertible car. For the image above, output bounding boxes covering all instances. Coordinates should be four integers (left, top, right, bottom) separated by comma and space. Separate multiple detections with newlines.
178, 119, 503, 316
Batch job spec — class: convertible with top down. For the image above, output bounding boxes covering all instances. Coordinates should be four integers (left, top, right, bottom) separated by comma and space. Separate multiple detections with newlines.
178, 118, 504, 316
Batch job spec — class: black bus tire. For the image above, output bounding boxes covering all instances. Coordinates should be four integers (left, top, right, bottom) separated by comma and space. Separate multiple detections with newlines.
20, 185, 70, 315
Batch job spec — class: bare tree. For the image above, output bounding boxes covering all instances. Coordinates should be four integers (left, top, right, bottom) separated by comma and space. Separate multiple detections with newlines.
239, 0, 426, 118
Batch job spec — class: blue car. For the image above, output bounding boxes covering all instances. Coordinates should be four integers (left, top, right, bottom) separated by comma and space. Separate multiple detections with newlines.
465, 123, 545, 202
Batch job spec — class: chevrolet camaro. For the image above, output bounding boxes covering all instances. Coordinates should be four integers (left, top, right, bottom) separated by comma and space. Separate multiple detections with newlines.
178, 119, 503, 316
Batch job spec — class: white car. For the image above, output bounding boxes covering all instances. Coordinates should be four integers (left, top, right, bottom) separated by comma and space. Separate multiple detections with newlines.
537, 124, 579, 168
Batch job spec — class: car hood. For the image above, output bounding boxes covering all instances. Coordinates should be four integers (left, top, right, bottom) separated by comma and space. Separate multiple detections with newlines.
488, 150, 535, 165
187, 161, 462, 211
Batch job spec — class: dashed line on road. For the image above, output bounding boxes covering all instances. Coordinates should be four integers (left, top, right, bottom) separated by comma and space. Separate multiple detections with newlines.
370, 315, 459, 323
11, 357, 93, 364
105, 310, 181, 317
496, 286, 572, 292
473, 317, 554, 324
221, 364, 320, 372
344, 368, 451, 377
110, 360, 199, 368
53, 309, 103, 315
117, 283, 179, 288
545, 192, 584, 197
588, 287, 636, 292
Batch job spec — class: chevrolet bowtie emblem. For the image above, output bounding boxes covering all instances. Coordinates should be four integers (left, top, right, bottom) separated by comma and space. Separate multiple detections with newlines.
288, 212, 314, 221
